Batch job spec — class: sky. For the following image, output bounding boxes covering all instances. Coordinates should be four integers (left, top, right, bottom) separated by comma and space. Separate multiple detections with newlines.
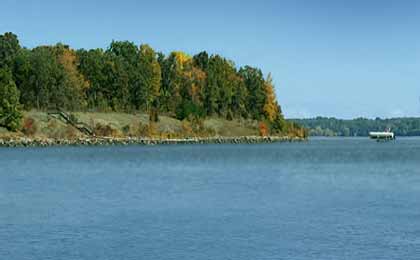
1, 0, 419, 119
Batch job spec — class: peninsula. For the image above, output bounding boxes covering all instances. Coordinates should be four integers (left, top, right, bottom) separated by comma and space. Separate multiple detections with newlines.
0, 32, 306, 146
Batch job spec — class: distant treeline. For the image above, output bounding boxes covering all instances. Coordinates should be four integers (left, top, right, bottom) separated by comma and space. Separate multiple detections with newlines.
0, 32, 304, 136
292, 117, 420, 137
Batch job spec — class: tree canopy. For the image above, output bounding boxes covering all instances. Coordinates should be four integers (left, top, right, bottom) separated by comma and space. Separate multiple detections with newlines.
0, 32, 301, 135
0, 68, 22, 131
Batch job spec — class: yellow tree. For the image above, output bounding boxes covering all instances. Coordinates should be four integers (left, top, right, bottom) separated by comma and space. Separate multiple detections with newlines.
56, 45, 90, 109
263, 73, 279, 122
138, 44, 161, 112
172, 51, 191, 69
183, 66, 206, 106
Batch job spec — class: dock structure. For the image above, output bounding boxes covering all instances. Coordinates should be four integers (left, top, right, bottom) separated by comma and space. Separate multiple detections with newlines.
369, 131, 395, 140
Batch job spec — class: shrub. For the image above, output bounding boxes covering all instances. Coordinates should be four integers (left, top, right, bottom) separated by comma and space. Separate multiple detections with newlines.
93, 122, 120, 137
176, 101, 204, 120
258, 121, 269, 136
122, 124, 131, 135
22, 117, 38, 136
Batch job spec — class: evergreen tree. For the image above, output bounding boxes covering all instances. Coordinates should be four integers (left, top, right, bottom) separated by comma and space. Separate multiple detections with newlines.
77, 48, 109, 110
0, 32, 21, 69
193, 51, 209, 71
0, 68, 22, 131
239, 66, 266, 120
206, 55, 237, 117
102, 54, 130, 111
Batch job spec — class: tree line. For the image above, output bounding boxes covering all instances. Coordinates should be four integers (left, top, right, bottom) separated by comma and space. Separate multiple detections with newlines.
292, 117, 420, 137
0, 32, 303, 136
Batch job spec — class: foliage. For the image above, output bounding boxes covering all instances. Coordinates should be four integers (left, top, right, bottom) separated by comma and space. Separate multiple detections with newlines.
0, 68, 22, 131
77, 48, 108, 109
263, 73, 279, 122
258, 121, 269, 136
0, 32, 20, 69
176, 100, 204, 120
239, 66, 266, 120
136, 44, 161, 111
13, 45, 87, 110
1, 32, 300, 137
22, 117, 37, 136
93, 122, 121, 137
55, 44, 89, 109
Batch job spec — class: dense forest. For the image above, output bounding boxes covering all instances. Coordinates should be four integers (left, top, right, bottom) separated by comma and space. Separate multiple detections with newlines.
292, 117, 420, 137
0, 32, 304, 137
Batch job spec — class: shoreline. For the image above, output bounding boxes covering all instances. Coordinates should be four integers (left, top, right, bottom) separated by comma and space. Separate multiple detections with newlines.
0, 136, 305, 147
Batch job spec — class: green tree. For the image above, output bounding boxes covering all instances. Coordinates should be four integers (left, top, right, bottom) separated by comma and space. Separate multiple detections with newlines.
12, 48, 32, 108
0, 32, 21, 69
26, 47, 64, 109
108, 40, 139, 66
135, 44, 161, 111
159, 52, 190, 114
231, 75, 248, 118
176, 65, 206, 120
0, 69, 22, 131
13, 45, 87, 111
77, 48, 109, 110
193, 51, 209, 71
102, 55, 130, 111
206, 55, 238, 117
239, 66, 266, 120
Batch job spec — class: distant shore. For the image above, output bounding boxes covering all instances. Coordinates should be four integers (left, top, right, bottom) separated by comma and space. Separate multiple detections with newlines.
0, 136, 305, 147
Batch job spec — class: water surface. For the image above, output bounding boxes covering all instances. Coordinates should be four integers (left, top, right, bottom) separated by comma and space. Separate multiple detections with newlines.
1, 138, 420, 259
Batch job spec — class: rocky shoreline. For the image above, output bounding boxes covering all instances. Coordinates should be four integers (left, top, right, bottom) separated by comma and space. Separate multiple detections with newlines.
0, 136, 305, 147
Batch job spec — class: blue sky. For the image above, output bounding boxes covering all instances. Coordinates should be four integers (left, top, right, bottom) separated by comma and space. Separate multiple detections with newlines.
1, 0, 419, 118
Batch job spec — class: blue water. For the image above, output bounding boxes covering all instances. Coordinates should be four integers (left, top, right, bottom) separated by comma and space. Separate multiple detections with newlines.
1, 138, 420, 259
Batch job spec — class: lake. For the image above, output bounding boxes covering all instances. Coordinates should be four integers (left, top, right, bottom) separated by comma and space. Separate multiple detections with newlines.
1, 138, 420, 259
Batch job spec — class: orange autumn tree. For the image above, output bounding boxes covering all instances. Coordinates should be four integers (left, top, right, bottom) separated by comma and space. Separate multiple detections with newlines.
55, 44, 90, 109
183, 66, 206, 109
263, 73, 279, 123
